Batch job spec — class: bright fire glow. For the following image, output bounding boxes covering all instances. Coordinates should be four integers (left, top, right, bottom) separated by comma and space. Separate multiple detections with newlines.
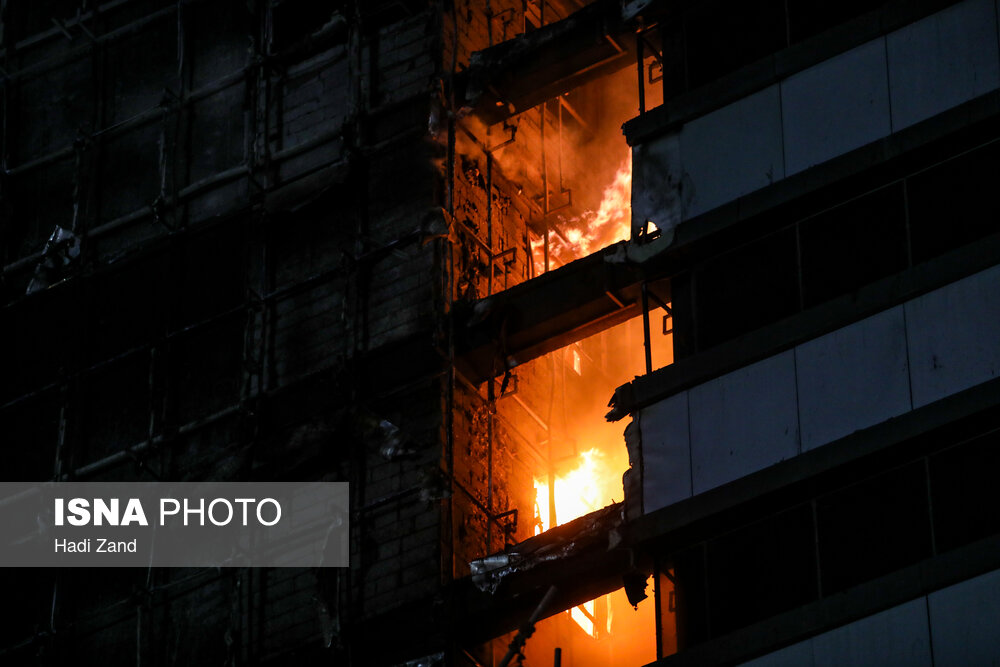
535, 447, 624, 637
578, 152, 633, 255
534, 448, 620, 534
532, 153, 632, 274
571, 599, 596, 636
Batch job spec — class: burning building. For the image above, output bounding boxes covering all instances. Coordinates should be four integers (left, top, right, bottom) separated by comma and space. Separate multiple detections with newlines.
2, 0, 1000, 666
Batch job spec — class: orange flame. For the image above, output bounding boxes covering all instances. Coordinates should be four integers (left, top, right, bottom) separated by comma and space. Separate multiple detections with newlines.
533, 153, 632, 274
577, 152, 633, 254
534, 447, 625, 637
535, 449, 609, 534
533, 445, 628, 534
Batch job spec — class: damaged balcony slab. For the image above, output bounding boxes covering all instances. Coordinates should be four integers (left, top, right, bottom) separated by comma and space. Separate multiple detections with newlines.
457, 503, 639, 644
454, 239, 672, 384
351, 504, 637, 664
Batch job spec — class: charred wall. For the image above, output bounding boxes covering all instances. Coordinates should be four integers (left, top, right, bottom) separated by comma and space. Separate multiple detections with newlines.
0, 0, 450, 664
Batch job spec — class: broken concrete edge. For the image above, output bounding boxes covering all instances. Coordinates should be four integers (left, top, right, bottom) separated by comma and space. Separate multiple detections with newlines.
347, 502, 640, 663
468, 502, 625, 594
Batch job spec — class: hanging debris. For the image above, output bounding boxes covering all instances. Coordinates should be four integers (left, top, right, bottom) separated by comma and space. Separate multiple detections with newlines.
26, 226, 81, 295
470, 503, 624, 594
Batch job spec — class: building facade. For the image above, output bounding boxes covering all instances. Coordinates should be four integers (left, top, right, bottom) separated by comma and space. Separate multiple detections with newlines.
2, 0, 999, 666
615, 0, 1000, 663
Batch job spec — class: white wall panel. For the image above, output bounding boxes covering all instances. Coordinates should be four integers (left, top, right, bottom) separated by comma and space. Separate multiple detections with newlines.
680, 85, 785, 219
639, 392, 692, 513
812, 598, 932, 667
906, 264, 1000, 408
929, 568, 1000, 666
689, 352, 799, 493
781, 39, 891, 175
887, 0, 1000, 131
796, 307, 911, 451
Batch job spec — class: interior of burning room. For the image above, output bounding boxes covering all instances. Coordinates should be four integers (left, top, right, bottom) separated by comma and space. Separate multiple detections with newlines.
450, 27, 670, 665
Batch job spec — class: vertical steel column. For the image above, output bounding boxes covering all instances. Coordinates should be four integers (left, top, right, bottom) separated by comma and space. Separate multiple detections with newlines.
544, 229, 549, 273
636, 32, 646, 115
557, 95, 564, 193
548, 462, 557, 531
654, 562, 664, 659
486, 145, 495, 554
541, 98, 551, 273
487, 152, 494, 296
540, 101, 549, 214
660, 25, 668, 103
641, 281, 652, 374
487, 377, 495, 554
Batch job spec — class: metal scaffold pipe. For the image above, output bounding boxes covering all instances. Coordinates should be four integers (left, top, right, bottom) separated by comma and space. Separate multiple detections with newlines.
498, 585, 559, 667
